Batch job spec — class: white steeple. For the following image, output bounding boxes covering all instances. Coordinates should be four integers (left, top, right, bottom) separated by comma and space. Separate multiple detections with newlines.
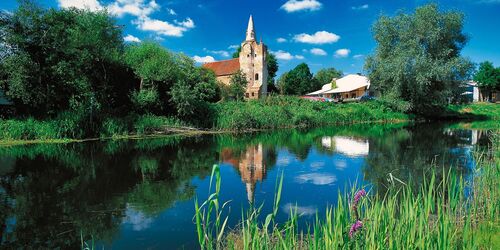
246, 15, 255, 41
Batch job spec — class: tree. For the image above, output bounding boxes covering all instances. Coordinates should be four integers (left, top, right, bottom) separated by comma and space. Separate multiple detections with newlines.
169, 55, 218, 122
228, 70, 247, 100
266, 53, 279, 93
124, 42, 176, 90
0, 1, 133, 117
474, 61, 500, 101
314, 68, 342, 87
281, 63, 319, 95
365, 4, 474, 114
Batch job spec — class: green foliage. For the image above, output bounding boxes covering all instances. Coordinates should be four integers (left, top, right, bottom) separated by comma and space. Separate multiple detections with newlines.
226, 70, 247, 100
133, 114, 187, 135
365, 4, 474, 115
266, 53, 279, 93
474, 61, 500, 100
124, 41, 176, 89
211, 96, 409, 131
199, 138, 500, 249
0, 1, 132, 116
130, 88, 161, 114
314, 67, 343, 86
281, 63, 320, 95
169, 55, 219, 121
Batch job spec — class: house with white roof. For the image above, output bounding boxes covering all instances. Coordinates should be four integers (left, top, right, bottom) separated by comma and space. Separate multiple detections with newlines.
307, 74, 370, 101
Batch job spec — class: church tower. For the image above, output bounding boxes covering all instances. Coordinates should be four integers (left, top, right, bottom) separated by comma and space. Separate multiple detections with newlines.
239, 15, 268, 99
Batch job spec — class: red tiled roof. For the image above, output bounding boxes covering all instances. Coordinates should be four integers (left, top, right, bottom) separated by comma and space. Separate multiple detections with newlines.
203, 58, 240, 76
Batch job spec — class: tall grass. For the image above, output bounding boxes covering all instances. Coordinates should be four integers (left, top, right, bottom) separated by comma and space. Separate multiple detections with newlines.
211, 96, 411, 131
195, 134, 499, 249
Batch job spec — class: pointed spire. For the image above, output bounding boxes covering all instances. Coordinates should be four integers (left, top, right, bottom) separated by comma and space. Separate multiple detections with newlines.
246, 15, 255, 41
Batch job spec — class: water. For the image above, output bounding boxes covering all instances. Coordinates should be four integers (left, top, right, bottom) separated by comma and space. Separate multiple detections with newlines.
0, 122, 495, 249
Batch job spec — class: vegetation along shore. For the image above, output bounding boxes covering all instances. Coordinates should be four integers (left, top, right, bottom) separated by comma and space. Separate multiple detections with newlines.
195, 133, 500, 249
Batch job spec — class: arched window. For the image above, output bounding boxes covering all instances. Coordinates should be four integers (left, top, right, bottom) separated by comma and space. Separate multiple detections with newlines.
255, 73, 259, 81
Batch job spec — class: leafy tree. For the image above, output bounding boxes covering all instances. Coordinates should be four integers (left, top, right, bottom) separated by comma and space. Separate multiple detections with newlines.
474, 61, 500, 101
314, 68, 342, 87
169, 55, 218, 122
0, 1, 133, 117
232, 46, 242, 59
228, 70, 247, 100
365, 4, 474, 114
124, 42, 176, 90
266, 53, 279, 93
281, 63, 320, 95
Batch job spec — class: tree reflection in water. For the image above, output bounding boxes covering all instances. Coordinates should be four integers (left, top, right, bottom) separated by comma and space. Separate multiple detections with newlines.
0, 122, 492, 248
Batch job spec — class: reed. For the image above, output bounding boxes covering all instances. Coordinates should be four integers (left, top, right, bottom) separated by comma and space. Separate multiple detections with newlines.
195, 134, 499, 249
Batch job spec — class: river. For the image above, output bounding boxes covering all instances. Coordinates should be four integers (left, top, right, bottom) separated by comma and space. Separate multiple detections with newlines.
0, 122, 496, 249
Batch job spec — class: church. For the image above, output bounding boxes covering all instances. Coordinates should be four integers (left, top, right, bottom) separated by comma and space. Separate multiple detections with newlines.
203, 16, 268, 99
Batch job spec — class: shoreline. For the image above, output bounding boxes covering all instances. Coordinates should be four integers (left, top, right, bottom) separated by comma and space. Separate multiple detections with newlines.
0, 117, 489, 147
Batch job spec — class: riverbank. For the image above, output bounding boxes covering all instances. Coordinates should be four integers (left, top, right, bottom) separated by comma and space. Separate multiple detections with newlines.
1, 97, 498, 146
196, 133, 500, 249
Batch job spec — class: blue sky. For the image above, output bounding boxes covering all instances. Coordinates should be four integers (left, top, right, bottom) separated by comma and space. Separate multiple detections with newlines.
1, 0, 500, 77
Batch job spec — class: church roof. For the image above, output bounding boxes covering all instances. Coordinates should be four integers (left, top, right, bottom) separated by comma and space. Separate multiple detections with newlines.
203, 58, 240, 76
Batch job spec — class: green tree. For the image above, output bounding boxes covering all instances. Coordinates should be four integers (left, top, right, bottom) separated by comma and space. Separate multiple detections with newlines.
314, 68, 342, 87
228, 70, 247, 100
169, 55, 218, 123
0, 1, 132, 117
266, 53, 279, 93
474, 61, 500, 101
124, 42, 176, 90
365, 4, 474, 114
281, 63, 319, 95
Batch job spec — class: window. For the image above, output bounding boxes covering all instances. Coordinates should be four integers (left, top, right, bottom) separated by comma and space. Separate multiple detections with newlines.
252, 92, 255, 97
247, 54, 250, 57
255, 73, 259, 81
245, 93, 249, 98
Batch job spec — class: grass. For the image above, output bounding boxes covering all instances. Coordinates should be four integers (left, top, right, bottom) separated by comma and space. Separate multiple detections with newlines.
210, 96, 411, 131
195, 133, 500, 249
1, 96, 498, 144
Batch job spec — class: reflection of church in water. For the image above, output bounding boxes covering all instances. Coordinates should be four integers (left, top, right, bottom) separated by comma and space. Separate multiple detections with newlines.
221, 144, 268, 203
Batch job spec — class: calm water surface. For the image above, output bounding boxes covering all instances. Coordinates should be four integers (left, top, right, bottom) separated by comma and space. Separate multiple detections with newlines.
0, 122, 495, 249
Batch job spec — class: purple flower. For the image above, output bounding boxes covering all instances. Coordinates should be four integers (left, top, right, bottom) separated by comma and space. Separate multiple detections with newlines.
349, 220, 363, 238
353, 189, 366, 205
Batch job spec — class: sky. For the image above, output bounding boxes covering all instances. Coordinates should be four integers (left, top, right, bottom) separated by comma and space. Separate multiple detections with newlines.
1, 0, 500, 77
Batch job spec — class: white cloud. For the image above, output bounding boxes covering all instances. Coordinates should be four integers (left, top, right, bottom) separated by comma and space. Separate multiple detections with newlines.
174, 18, 195, 28
58, 0, 102, 11
204, 48, 230, 57
282, 203, 317, 216
193, 55, 215, 63
271, 50, 303, 60
293, 31, 340, 44
124, 34, 141, 42
281, 0, 322, 13
295, 173, 337, 185
277, 37, 287, 43
107, 0, 160, 18
310, 48, 327, 56
167, 8, 177, 15
351, 4, 369, 10
335, 49, 350, 58
134, 17, 193, 37
353, 54, 364, 59
228, 44, 240, 49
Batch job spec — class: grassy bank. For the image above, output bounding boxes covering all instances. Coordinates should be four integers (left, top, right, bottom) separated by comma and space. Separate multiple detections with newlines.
195, 133, 499, 249
1, 97, 499, 144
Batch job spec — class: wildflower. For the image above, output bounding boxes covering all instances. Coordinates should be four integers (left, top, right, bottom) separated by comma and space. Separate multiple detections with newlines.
353, 189, 366, 205
349, 220, 363, 238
